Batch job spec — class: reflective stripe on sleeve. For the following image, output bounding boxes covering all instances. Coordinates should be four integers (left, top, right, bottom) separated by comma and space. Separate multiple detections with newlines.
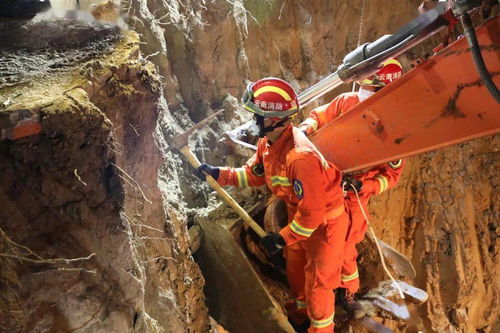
271, 175, 292, 186
235, 168, 248, 187
290, 220, 316, 237
302, 118, 318, 132
376, 175, 389, 193
311, 312, 334, 328
341, 270, 359, 282
388, 159, 402, 169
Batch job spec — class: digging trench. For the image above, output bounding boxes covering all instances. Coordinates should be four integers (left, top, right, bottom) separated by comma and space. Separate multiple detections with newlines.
0, 1, 498, 333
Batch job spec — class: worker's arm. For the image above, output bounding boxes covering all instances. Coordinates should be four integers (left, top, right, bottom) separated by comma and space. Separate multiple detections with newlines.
279, 154, 329, 245
217, 140, 267, 187
299, 99, 342, 136
299, 93, 361, 136
357, 159, 405, 196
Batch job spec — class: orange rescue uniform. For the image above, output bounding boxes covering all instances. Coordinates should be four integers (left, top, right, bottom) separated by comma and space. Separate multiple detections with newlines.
217, 125, 349, 332
300, 92, 405, 293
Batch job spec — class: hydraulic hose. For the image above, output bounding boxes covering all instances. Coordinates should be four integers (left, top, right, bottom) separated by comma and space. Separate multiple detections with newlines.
460, 12, 500, 103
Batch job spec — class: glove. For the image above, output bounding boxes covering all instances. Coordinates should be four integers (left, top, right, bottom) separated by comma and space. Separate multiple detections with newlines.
260, 233, 286, 256
298, 126, 310, 136
194, 163, 220, 181
342, 175, 363, 193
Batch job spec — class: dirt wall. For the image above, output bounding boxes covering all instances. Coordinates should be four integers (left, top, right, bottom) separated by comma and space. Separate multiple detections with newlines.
368, 135, 499, 332
0, 22, 209, 332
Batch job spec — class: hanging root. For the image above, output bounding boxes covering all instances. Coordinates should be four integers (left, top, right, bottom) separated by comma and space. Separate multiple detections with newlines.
0, 227, 96, 274
111, 162, 153, 204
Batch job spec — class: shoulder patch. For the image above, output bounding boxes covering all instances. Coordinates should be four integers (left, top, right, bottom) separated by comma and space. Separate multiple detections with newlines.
252, 163, 265, 177
293, 179, 304, 199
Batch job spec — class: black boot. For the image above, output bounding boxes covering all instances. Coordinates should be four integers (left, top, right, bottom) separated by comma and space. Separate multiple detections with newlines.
338, 288, 366, 319
289, 318, 310, 333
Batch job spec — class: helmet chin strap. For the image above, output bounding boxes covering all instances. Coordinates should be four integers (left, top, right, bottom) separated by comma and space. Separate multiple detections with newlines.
255, 115, 290, 138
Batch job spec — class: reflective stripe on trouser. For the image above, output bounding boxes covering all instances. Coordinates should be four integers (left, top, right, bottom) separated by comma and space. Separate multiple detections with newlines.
284, 242, 307, 325
342, 269, 359, 282
340, 195, 370, 293
285, 212, 349, 332
285, 299, 308, 326
340, 241, 360, 293
310, 312, 334, 329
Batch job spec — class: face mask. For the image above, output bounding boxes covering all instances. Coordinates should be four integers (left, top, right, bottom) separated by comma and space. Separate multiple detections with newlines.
358, 87, 376, 102
254, 115, 290, 138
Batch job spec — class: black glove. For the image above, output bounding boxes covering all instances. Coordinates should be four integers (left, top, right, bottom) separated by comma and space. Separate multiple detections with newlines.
342, 175, 363, 192
260, 233, 286, 256
194, 163, 220, 181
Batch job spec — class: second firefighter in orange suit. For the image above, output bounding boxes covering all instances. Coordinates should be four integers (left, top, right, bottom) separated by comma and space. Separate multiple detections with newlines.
299, 59, 405, 319
195, 78, 348, 332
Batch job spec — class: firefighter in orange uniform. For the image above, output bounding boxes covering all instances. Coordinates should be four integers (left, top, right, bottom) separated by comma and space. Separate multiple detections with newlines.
195, 78, 349, 332
299, 59, 405, 319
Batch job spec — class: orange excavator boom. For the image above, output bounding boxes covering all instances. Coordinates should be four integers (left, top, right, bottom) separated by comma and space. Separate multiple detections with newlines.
310, 16, 500, 173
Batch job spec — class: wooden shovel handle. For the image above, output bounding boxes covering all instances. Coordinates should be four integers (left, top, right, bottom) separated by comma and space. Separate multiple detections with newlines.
180, 145, 267, 238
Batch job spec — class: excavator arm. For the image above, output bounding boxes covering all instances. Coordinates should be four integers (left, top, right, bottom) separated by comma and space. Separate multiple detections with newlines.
222, 2, 499, 174
311, 15, 500, 172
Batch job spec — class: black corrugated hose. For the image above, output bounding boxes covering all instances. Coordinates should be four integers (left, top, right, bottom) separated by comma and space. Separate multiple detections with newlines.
460, 12, 500, 103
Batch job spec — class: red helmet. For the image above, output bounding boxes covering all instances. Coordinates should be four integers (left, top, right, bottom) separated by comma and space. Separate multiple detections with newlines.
358, 59, 403, 87
242, 77, 299, 118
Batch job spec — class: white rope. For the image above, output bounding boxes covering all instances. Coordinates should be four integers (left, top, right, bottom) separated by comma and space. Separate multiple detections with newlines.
349, 183, 405, 299
352, 0, 366, 92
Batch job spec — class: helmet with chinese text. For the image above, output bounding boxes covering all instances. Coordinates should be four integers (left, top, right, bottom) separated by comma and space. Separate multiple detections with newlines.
242, 77, 299, 119
358, 59, 403, 87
